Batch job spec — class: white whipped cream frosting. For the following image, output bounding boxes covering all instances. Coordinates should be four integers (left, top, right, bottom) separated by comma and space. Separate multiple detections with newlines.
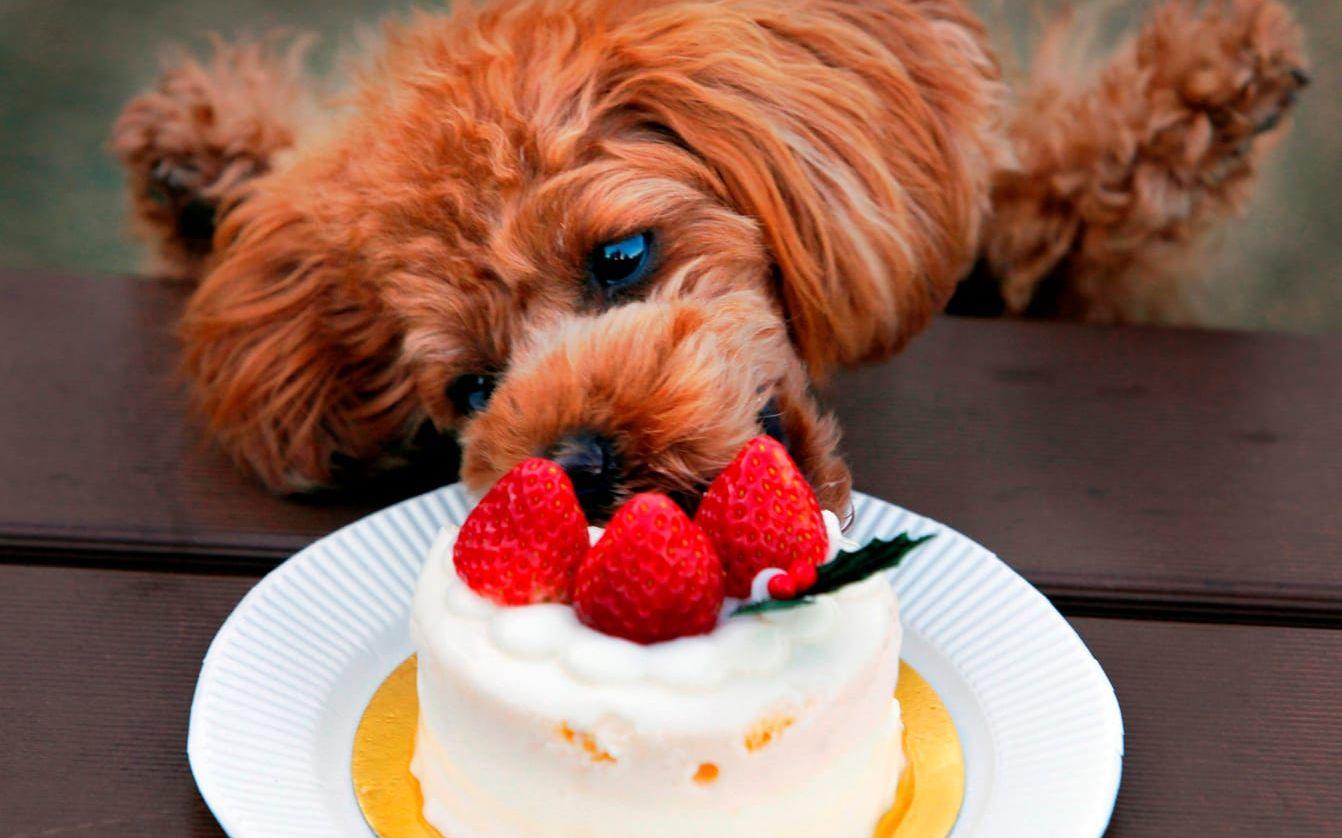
433, 509, 859, 696
409, 512, 904, 837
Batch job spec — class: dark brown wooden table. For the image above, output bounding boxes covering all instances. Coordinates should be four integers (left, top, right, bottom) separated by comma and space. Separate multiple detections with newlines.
3, 268, 1341, 836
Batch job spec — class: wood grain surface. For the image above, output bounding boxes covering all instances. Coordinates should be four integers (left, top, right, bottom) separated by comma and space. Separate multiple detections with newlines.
4, 270, 1339, 621
0, 564, 246, 837
1074, 617, 1342, 836
830, 319, 1342, 623
0, 271, 456, 569
3, 563, 1340, 837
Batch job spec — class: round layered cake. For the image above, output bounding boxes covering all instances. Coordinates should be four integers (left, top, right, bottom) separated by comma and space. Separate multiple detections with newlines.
409, 512, 905, 838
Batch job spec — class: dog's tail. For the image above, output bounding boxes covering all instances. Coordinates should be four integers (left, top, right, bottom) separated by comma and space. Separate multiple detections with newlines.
952, 0, 1308, 322
110, 34, 314, 281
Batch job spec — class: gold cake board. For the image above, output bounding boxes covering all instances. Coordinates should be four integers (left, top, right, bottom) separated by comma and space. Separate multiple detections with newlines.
353, 656, 964, 837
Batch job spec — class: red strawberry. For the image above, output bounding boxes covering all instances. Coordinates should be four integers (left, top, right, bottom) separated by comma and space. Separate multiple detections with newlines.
573, 493, 724, 644
695, 436, 827, 598
453, 458, 589, 605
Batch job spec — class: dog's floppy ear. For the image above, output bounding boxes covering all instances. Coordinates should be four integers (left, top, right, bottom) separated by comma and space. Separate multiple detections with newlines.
180, 184, 419, 491
604, 3, 1000, 374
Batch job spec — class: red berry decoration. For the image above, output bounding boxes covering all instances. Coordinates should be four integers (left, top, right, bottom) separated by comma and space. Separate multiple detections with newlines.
766, 572, 798, 600
695, 436, 827, 598
453, 458, 590, 605
573, 493, 725, 644
788, 560, 818, 592
735, 533, 936, 617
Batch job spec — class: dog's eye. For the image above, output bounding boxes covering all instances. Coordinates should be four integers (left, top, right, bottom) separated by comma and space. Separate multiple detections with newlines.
588, 230, 654, 295
446, 373, 497, 416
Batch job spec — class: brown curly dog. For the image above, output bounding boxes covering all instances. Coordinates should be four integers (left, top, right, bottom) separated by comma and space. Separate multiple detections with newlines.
111, 0, 1306, 520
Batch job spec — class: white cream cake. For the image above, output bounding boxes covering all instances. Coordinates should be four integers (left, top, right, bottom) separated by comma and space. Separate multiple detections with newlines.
409, 512, 905, 838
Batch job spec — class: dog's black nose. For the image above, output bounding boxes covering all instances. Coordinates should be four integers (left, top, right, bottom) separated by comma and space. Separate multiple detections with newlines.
548, 431, 620, 522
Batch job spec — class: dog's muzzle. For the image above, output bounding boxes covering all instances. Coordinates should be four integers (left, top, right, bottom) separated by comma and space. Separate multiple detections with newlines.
543, 402, 788, 522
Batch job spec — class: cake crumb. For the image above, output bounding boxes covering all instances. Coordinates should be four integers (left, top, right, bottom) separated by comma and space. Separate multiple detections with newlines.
744, 714, 795, 752
558, 722, 615, 763
580, 734, 616, 763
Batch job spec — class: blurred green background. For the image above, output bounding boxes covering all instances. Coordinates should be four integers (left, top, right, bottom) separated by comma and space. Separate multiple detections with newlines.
0, 0, 1337, 331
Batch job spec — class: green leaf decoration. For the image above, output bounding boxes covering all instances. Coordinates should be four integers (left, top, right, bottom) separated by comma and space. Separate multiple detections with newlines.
732, 596, 819, 615
732, 532, 934, 617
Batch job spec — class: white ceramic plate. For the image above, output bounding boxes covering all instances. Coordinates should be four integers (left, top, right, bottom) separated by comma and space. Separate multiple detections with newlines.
188, 486, 1123, 837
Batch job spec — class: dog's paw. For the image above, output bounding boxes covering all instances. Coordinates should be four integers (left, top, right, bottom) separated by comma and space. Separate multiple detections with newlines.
1141, 0, 1308, 187
110, 37, 309, 278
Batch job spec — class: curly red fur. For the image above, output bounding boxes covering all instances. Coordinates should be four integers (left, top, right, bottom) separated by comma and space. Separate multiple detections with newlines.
179, 180, 421, 489
111, 36, 312, 280
111, 0, 1305, 511
158, 0, 1002, 509
986, 0, 1306, 320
